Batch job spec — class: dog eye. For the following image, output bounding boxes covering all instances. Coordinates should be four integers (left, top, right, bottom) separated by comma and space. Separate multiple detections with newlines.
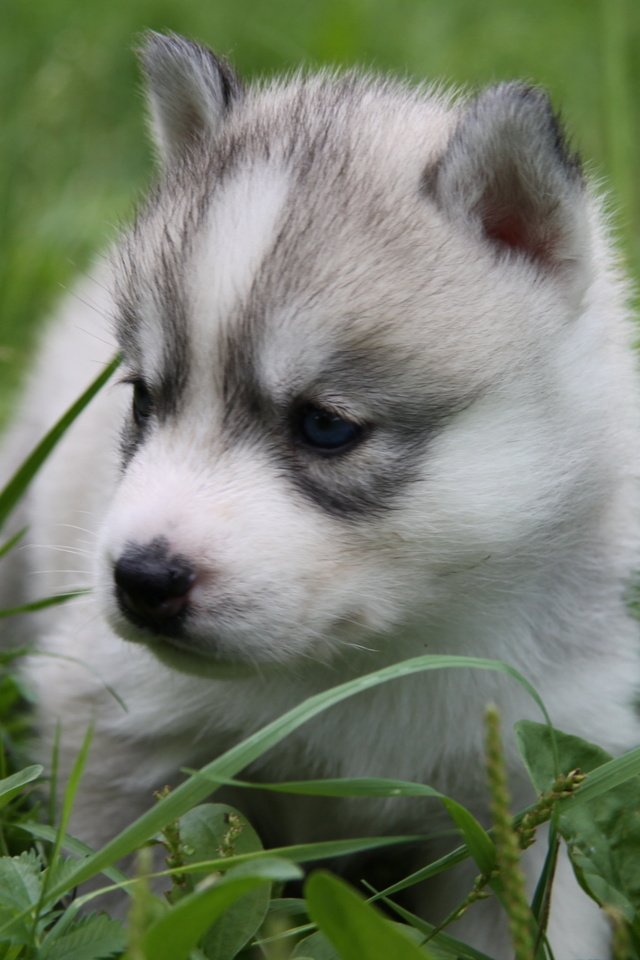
132, 380, 154, 427
297, 404, 363, 453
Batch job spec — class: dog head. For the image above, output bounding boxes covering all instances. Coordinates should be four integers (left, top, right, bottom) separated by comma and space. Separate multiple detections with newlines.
97, 33, 608, 674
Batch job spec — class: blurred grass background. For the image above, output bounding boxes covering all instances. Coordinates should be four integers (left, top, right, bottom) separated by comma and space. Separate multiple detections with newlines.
1, 0, 638, 425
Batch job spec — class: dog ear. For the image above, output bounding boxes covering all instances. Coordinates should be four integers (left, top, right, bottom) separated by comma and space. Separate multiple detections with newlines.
137, 32, 242, 167
425, 83, 589, 278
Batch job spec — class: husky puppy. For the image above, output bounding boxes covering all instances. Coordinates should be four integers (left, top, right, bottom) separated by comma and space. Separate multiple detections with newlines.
2, 32, 639, 956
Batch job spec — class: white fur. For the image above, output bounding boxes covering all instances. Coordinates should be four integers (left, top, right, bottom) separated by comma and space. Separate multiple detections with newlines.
2, 36, 639, 957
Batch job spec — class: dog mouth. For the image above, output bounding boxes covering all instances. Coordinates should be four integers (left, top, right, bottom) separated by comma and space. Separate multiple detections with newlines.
110, 603, 257, 678
147, 637, 258, 679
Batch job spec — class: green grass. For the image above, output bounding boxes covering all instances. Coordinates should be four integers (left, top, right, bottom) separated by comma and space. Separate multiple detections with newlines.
1, 0, 639, 423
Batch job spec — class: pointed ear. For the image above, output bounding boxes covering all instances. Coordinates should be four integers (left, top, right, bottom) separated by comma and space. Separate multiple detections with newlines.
425, 83, 589, 277
137, 32, 242, 167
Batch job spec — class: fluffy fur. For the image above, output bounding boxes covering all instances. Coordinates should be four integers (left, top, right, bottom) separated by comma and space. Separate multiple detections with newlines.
2, 32, 639, 956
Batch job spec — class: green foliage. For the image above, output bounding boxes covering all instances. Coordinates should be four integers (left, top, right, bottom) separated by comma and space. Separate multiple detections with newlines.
37, 915, 126, 960
305, 871, 434, 959
0, 355, 120, 531
138, 857, 300, 960
1, 626, 640, 957
0, 843, 126, 958
164, 803, 275, 958
0, 767, 42, 813
517, 720, 640, 944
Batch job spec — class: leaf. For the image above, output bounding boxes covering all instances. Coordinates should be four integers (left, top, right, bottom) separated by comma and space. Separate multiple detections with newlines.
0, 851, 42, 913
178, 804, 270, 959
186, 774, 496, 878
374, 887, 495, 959
0, 765, 42, 811
561, 745, 640, 809
0, 851, 43, 943
18, 822, 128, 889
0, 591, 89, 619
37, 724, 94, 917
0, 527, 27, 560
305, 871, 436, 960
439, 799, 495, 877
37, 654, 550, 911
516, 721, 640, 922
265, 897, 308, 920
39, 913, 126, 960
140, 858, 301, 960
0, 355, 120, 531
292, 931, 339, 959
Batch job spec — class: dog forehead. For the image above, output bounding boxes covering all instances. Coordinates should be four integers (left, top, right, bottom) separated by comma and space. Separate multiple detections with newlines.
187, 159, 291, 342
115, 74, 545, 402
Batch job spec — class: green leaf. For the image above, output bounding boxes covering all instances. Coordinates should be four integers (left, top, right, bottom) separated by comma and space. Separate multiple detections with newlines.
0, 851, 43, 943
39, 913, 126, 960
178, 804, 270, 959
439, 799, 495, 877
366, 843, 470, 904
185, 774, 496, 878
292, 931, 339, 959
0, 527, 27, 560
37, 724, 94, 919
0, 765, 42, 810
305, 871, 436, 959
17, 822, 128, 889
561, 746, 640, 809
0, 851, 42, 912
516, 721, 608, 793
516, 721, 640, 922
0, 591, 89, 619
0, 354, 120, 531
373, 887, 494, 959
189, 774, 454, 799
35, 654, 550, 912
140, 858, 301, 960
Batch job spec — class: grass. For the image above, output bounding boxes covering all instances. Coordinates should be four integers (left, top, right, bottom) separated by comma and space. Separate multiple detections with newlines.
1, 0, 640, 957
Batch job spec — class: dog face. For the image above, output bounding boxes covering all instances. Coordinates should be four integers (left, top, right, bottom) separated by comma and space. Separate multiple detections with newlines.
96, 34, 600, 674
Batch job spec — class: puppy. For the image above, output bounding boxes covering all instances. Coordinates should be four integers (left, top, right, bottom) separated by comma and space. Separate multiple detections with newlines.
2, 32, 639, 956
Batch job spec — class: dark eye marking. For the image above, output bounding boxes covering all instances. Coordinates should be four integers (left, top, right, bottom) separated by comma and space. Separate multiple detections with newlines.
293, 403, 366, 455
128, 379, 155, 428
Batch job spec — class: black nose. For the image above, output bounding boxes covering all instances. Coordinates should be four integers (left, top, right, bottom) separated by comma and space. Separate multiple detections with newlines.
114, 539, 196, 632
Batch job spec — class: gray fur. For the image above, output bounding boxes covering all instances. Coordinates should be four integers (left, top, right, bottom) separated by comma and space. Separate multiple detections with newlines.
139, 32, 242, 166
425, 81, 586, 270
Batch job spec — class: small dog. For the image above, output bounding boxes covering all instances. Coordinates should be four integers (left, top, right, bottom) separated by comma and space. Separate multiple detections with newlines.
2, 32, 639, 956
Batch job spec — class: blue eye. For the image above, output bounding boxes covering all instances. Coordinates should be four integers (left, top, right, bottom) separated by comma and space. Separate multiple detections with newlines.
298, 405, 362, 452
132, 380, 154, 427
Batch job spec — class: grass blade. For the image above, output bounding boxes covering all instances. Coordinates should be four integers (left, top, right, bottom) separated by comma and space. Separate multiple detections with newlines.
0, 526, 27, 559
32, 724, 95, 935
36, 653, 550, 908
139, 859, 300, 960
560, 745, 640, 808
18, 822, 129, 887
0, 590, 89, 619
0, 355, 119, 530
78, 834, 428, 905
0, 765, 43, 811
368, 890, 494, 960
305, 871, 435, 960
187, 772, 496, 876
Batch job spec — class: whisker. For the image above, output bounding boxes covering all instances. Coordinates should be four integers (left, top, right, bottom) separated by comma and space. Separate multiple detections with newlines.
54, 522, 98, 536
26, 545, 92, 558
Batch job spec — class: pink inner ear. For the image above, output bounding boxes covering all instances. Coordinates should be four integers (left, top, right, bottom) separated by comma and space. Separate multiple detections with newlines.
482, 207, 554, 265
